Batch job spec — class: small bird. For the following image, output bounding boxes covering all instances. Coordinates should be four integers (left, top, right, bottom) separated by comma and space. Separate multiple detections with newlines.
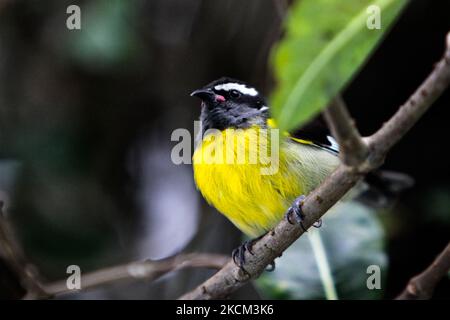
190, 77, 410, 267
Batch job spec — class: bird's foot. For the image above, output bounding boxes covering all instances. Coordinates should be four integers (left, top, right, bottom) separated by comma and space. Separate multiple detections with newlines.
266, 261, 276, 272
285, 195, 307, 231
232, 237, 277, 273
285, 195, 322, 231
232, 233, 272, 272
232, 239, 255, 269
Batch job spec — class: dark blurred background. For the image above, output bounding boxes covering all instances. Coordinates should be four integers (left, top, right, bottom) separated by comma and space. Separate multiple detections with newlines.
0, 0, 449, 299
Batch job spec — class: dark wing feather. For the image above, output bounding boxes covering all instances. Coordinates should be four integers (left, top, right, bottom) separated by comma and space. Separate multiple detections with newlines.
285, 115, 413, 208
289, 115, 339, 154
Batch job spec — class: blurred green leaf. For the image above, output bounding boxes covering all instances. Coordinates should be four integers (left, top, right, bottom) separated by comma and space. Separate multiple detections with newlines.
255, 201, 387, 299
271, 0, 408, 131
67, 0, 140, 71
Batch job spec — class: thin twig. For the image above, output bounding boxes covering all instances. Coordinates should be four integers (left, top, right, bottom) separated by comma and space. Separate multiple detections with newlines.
0, 201, 47, 298
396, 242, 450, 300
179, 31, 450, 300
1, 195, 228, 299
33, 253, 228, 298
323, 96, 368, 166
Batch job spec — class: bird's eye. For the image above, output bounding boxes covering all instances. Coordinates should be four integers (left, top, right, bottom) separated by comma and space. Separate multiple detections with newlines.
229, 90, 241, 98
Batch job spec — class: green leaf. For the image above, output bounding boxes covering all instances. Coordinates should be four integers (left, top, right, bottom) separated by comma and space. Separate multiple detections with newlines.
271, 0, 408, 132
255, 201, 388, 299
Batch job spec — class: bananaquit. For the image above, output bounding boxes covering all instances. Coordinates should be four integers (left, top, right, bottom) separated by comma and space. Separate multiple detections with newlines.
190, 77, 409, 267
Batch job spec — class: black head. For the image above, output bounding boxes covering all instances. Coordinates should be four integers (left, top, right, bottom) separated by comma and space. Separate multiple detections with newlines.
191, 77, 269, 132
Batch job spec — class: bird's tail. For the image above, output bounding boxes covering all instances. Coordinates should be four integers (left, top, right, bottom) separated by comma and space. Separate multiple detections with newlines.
357, 170, 415, 208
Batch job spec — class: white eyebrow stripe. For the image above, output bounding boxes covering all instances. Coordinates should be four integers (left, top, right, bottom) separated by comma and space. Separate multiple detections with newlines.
214, 83, 258, 96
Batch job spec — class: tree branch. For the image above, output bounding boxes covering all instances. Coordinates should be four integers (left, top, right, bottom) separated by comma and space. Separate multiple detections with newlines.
323, 96, 368, 166
396, 242, 450, 300
2, 197, 228, 299
179, 31, 450, 300
30, 253, 228, 298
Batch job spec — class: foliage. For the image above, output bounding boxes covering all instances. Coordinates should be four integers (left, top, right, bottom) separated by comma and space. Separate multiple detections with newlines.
271, 0, 408, 131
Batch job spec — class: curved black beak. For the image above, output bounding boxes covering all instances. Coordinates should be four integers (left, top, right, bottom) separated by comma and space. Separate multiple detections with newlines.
190, 88, 215, 102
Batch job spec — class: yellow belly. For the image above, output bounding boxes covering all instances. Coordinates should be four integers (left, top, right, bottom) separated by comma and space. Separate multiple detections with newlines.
192, 127, 339, 237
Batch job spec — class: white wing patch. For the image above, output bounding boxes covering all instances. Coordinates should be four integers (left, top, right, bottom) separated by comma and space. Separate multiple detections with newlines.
214, 83, 258, 96
327, 136, 340, 152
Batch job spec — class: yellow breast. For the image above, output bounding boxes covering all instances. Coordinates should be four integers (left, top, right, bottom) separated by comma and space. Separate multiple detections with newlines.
192, 126, 339, 237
